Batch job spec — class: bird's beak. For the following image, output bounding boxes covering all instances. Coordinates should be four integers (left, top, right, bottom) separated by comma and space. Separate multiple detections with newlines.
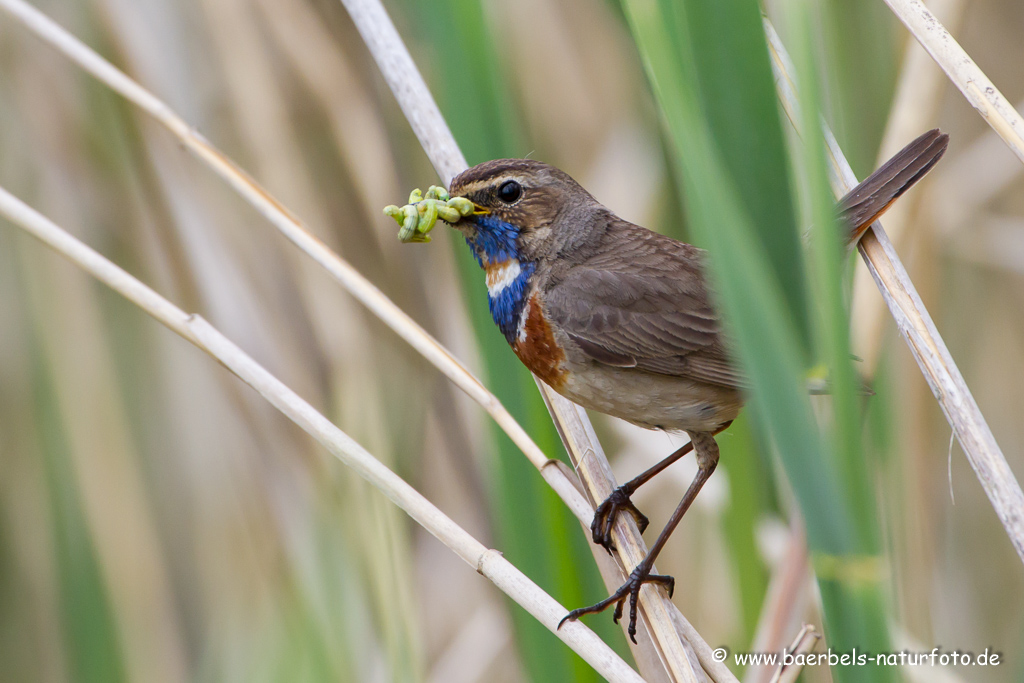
452, 197, 488, 215
447, 197, 490, 221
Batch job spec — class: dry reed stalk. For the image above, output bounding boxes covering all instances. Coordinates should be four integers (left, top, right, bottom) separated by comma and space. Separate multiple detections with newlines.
245, 0, 496, 515
251, 0, 404, 243
883, 0, 1024, 165
0, 0, 592, 525
769, 625, 819, 683
764, 19, 1024, 563
742, 522, 809, 683
0, 0, 699, 677
0, 0, 679, 677
850, 0, 964, 376
0, 182, 646, 683
537, 388, 722, 683
8, 36, 191, 682
337, 0, 733, 680
847, 0, 962, 638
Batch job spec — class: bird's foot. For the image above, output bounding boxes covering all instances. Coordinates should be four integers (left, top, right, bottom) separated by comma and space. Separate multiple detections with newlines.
557, 565, 674, 644
591, 485, 649, 553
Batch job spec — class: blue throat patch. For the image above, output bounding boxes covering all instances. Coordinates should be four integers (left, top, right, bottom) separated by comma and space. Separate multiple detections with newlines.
488, 261, 535, 344
465, 215, 521, 267
466, 215, 535, 344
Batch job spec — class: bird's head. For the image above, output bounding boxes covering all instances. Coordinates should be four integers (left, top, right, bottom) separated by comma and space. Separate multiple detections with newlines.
448, 159, 599, 264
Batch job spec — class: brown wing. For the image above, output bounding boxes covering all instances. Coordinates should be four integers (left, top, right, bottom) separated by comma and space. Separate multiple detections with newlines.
544, 129, 948, 389
543, 219, 744, 389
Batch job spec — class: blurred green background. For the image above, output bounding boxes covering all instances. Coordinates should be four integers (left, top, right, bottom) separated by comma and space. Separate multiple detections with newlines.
0, 0, 1022, 681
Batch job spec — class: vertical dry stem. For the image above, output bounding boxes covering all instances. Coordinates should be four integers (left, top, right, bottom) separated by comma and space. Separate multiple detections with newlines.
338, 0, 727, 680
766, 19, 1024, 564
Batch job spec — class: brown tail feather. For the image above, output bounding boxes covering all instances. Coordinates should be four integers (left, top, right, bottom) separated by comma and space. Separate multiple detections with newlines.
838, 128, 949, 245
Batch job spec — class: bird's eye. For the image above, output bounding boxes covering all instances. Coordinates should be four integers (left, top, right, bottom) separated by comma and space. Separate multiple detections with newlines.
497, 180, 522, 204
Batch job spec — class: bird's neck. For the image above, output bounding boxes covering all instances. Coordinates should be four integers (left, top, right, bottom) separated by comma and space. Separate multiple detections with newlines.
465, 215, 536, 345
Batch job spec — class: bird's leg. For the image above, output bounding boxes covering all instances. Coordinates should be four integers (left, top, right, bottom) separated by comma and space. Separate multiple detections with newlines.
562, 430, 720, 644
591, 421, 731, 553
590, 441, 691, 552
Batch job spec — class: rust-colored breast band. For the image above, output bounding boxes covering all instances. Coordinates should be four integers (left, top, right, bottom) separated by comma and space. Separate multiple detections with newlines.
514, 293, 568, 389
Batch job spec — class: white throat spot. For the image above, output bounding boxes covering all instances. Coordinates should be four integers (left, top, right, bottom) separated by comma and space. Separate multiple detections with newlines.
486, 260, 522, 296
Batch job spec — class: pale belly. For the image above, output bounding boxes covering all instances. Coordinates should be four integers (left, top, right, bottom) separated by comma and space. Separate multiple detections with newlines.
505, 286, 742, 433
552, 362, 743, 433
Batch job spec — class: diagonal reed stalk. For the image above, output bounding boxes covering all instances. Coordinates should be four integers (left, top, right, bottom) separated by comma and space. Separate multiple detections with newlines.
0, 0, 589, 525
0, 0, 728, 680
7, 0, 1020, 677
764, 20, 1024, 565
850, 0, 964, 377
620, 2, 891, 678
0, 183, 647, 683
882, 0, 1024, 165
336, 1, 721, 680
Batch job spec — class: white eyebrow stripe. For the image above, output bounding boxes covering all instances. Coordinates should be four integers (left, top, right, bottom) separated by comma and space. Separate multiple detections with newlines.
453, 174, 529, 197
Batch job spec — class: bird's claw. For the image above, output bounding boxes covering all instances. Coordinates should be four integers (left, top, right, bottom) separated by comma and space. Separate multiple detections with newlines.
591, 485, 649, 554
557, 565, 675, 644
383, 185, 476, 243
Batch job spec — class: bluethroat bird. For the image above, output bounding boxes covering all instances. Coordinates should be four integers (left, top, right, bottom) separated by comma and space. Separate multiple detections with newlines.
444, 129, 948, 642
